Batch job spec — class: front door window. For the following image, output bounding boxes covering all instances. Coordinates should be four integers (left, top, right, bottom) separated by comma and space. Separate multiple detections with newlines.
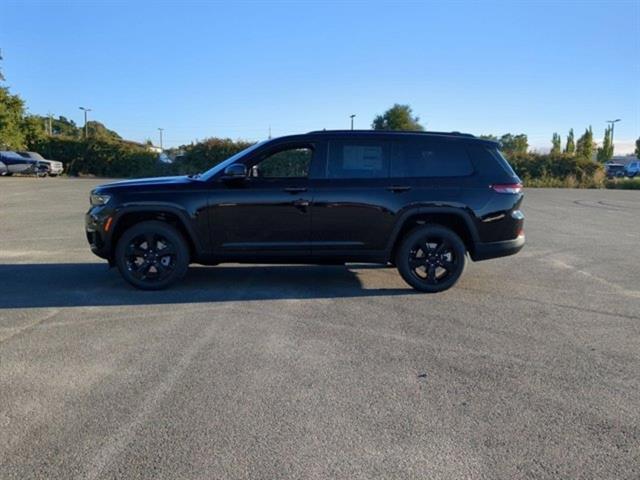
252, 147, 312, 179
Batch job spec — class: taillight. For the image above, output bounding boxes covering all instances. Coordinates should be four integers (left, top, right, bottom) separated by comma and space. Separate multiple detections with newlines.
490, 183, 523, 194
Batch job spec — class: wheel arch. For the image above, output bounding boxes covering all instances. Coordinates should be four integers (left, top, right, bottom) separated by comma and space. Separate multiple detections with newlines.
387, 207, 480, 262
110, 206, 201, 262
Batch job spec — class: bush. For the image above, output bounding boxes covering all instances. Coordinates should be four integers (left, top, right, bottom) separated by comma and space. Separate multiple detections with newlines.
30, 136, 163, 177
174, 138, 254, 175
508, 152, 601, 182
604, 178, 640, 190
507, 151, 605, 188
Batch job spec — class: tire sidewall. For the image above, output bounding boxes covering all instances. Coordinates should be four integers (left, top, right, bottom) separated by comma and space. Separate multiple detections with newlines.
115, 221, 189, 290
396, 225, 466, 293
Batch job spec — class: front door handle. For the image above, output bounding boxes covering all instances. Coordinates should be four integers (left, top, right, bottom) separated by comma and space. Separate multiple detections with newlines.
284, 187, 307, 194
386, 185, 411, 193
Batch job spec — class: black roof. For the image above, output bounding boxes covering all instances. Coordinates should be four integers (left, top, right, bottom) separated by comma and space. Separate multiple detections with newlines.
308, 129, 473, 136
305, 129, 498, 145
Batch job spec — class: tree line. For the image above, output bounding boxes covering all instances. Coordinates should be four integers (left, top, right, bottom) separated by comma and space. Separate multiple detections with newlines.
2, 52, 638, 183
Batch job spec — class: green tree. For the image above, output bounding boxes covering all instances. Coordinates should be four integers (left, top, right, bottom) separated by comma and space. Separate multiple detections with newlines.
22, 115, 46, 147
635, 137, 640, 159
0, 88, 26, 149
596, 125, 613, 163
565, 128, 575, 155
576, 126, 595, 161
86, 120, 122, 140
52, 116, 80, 137
372, 104, 424, 131
551, 132, 562, 155
0, 51, 27, 148
479, 134, 498, 142
500, 133, 528, 155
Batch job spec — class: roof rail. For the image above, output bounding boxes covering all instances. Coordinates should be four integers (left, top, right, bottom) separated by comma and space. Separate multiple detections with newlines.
306, 129, 476, 138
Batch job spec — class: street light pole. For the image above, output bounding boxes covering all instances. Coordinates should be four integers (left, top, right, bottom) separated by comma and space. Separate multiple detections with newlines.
158, 128, 164, 150
79, 107, 92, 138
606, 119, 621, 157
350, 114, 356, 130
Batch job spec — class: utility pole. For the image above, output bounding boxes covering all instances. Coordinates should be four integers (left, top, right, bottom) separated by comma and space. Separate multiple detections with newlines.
79, 106, 92, 138
350, 114, 356, 130
158, 128, 164, 150
606, 119, 621, 156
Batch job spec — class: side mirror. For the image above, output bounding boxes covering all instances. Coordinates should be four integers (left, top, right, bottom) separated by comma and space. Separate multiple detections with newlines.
223, 163, 247, 179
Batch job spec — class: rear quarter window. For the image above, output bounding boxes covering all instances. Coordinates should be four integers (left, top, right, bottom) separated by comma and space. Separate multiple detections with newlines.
466, 144, 519, 180
391, 140, 474, 178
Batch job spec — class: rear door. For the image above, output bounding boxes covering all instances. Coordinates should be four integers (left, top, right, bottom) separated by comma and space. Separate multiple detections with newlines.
310, 137, 400, 256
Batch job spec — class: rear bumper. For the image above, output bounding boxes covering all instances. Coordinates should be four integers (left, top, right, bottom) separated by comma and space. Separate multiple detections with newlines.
471, 235, 525, 261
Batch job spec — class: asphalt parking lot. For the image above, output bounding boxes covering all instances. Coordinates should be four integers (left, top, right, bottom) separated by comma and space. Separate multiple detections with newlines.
0, 177, 638, 479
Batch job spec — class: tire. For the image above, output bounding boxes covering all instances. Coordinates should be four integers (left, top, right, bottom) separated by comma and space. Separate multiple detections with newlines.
395, 225, 466, 293
115, 220, 189, 290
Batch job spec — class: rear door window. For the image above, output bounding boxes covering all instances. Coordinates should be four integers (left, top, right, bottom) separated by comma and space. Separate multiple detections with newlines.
391, 140, 474, 178
326, 139, 390, 179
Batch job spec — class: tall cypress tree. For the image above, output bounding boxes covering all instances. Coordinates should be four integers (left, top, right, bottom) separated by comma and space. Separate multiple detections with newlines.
576, 126, 595, 161
551, 132, 562, 155
565, 128, 576, 154
597, 126, 613, 163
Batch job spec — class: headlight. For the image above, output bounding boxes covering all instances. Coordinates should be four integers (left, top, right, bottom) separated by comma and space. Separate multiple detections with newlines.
90, 193, 111, 206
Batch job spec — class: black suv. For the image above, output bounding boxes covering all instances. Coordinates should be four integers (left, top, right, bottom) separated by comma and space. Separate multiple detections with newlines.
86, 130, 524, 292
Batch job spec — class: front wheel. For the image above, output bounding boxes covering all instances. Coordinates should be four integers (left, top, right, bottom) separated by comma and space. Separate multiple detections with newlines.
115, 221, 189, 290
396, 225, 466, 293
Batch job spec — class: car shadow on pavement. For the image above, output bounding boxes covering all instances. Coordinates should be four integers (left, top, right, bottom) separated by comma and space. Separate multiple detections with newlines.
0, 263, 413, 309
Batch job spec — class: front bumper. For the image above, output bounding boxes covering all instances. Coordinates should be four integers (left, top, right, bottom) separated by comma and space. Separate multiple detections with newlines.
85, 210, 113, 260
471, 234, 525, 261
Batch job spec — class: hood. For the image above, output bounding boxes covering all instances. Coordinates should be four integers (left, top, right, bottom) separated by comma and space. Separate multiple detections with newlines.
97, 175, 193, 191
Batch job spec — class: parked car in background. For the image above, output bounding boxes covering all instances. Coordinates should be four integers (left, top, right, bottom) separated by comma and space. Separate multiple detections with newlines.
0, 151, 40, 176
624, 160, 640, 178
17, 151, 64, 176
604, 162, 626, 179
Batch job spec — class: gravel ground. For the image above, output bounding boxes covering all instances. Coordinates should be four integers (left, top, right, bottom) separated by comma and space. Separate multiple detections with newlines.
0, 177, 638, 479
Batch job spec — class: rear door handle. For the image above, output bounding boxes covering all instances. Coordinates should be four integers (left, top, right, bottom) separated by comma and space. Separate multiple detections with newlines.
386, 185, 411, 193
284, 187, 307, 194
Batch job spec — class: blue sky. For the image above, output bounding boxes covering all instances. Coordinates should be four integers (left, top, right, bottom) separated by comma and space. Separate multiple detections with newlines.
2, 0, 639, 152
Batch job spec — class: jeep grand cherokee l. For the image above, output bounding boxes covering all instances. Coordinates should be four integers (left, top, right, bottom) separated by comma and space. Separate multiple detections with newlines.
86, 130, 525, 292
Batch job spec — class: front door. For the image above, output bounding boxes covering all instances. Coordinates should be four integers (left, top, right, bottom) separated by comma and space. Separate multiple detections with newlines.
209, 143, 315, 258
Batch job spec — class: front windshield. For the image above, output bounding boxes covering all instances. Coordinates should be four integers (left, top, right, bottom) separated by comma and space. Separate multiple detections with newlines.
199, 141, 266, 180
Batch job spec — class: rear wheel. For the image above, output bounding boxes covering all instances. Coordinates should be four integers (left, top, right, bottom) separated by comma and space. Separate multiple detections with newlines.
396, 225, 466, 293
115, 221, 189, 290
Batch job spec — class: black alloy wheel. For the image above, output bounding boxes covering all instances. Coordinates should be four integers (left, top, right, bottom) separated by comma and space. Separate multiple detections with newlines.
396, 225, 466, 293
115, 221, 189, 290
